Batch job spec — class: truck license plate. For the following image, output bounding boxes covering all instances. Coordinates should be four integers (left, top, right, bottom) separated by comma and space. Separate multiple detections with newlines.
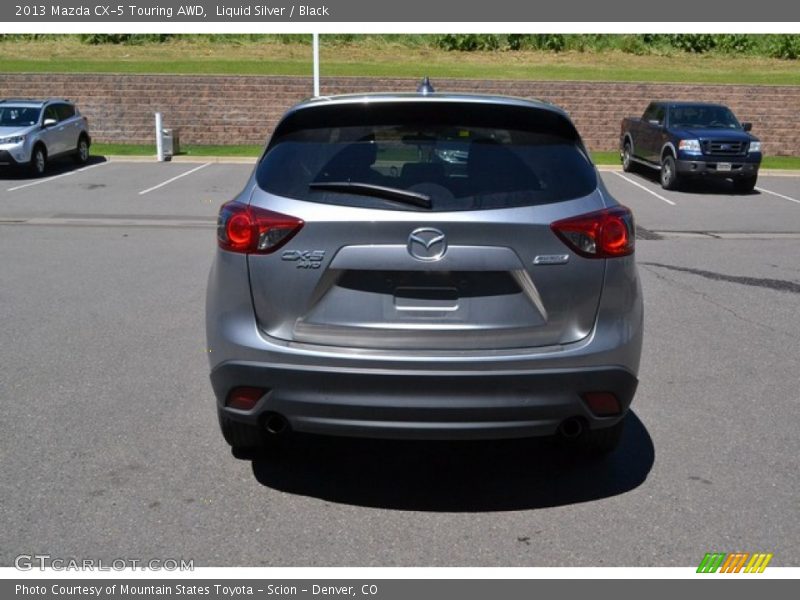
717, 162, 732, 172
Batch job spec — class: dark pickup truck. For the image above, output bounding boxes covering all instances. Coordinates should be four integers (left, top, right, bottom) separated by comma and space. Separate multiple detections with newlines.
620, 101, 761, 192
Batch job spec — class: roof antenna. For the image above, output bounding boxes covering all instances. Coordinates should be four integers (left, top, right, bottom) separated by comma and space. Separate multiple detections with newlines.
417, 76, 435, 95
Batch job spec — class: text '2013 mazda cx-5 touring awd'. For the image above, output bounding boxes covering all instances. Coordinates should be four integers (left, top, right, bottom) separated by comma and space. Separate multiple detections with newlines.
206, 88, 643, 456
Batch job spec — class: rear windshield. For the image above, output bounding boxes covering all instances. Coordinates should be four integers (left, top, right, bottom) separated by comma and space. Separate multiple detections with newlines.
256, 102, 597, 211
0, 106, 40, 127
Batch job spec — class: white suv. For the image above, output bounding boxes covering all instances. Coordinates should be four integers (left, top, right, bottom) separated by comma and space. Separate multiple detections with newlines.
0, 98, 91, 176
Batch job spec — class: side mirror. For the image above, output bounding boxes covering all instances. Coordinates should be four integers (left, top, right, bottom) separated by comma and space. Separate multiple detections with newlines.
742, 122, 752, 132
43, 118, 57, 128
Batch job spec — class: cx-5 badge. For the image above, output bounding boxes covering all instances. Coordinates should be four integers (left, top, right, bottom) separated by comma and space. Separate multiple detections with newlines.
407, 228, 447, 261
281, 249, 326, 269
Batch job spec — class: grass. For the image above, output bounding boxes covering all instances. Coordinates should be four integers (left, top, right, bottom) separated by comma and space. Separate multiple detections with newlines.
180, 144, 263, 157
92, 143, 155, 156
2, 37, 800, 85
590, 151, 621, 165
92, 143, 262, 157
760, 156, 800, 169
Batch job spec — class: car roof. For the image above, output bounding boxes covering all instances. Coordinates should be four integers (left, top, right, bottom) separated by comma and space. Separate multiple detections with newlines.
0, 98, 72, 107
288, 92, 568, 117
654, 101, 731, 109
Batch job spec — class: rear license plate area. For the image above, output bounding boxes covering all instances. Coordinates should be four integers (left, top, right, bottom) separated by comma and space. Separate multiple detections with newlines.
394, 287, 459, 312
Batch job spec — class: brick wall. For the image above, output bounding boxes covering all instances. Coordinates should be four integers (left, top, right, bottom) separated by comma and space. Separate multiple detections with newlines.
2, 73, 798, 155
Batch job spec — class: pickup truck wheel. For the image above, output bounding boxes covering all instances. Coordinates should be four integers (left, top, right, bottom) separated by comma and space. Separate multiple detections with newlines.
733, 176, 757, 194
660, 155, 680, 190
622, 142, 633, 172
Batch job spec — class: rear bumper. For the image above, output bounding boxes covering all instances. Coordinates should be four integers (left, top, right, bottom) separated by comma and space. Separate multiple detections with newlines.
675, 157, 759, 178
212, 362, 638, 440
206, 249, 643, 441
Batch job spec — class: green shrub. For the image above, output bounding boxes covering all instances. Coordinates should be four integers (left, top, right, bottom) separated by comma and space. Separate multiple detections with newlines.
79, 34, 171, 45
564, 35, 589, 53
0, 34, 60, 42
583, 34, 616, 52
505, 34, 565, 52
435, 34, 501, 52
326, 34, 357, 45
538, 34, 566, 52
716, 34, 755, 54
767, 35, 800, 59
666, 34, 716, 53
620, 35, 648, 55
506, 34, 529, 51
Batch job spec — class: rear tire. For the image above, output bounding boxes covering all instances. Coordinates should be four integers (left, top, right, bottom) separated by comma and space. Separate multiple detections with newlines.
30, 145, 47, 177
660, 154, 680, 190
217, 408, 269, 451
74, 135, 90, 165
622, 141, 633, 172
733, 176, 757, 194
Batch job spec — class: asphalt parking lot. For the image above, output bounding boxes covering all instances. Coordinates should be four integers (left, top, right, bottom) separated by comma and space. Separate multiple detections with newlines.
1, 159, 798, 567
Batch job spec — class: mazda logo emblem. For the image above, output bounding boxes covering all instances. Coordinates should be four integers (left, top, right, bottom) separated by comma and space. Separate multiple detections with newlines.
407, 227, 447, 261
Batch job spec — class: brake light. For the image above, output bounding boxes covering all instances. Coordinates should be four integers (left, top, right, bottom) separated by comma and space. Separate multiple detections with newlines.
551, 206, 635, 258
217, 201, 303, 254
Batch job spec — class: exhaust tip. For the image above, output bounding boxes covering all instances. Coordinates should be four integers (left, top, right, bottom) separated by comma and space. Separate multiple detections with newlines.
558, 417, 584, 439
263, 413, 289, 436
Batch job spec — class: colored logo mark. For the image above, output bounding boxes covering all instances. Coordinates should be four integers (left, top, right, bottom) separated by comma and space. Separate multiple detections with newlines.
697, 552, 773, 573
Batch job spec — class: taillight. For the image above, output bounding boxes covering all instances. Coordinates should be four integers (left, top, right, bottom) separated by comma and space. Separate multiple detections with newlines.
551, 206, 635, 258
217, 201, 303, 254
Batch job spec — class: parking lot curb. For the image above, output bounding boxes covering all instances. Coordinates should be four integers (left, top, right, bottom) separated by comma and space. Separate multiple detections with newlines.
101, 155, 800, 176
595, 165, 800, 176
756, 169, 800, 176
104, 155, 257, 164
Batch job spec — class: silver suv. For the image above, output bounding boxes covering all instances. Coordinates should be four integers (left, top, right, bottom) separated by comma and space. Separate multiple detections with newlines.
206, 89, 644, 456
0, 98, 91, 176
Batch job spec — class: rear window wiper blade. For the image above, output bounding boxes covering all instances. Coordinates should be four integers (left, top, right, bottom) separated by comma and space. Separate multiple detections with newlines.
309, 181, 432, 209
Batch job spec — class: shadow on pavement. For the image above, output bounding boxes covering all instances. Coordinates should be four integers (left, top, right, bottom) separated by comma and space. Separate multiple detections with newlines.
244, 411, 654, 512
0, 155, 107, 180
624, 165, 758, 196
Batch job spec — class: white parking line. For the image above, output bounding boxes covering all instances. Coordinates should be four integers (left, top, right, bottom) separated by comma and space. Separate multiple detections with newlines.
138, 163, 211, 195
6, 161, 109, 192
611, 172, 677, 206
755, 186, 800, 205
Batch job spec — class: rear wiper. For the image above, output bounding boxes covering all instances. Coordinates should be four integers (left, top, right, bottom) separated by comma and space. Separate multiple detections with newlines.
309, 181, 432, 209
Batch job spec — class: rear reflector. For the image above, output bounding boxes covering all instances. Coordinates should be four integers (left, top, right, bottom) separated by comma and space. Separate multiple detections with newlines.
582, 392, 622, 416
226, 387, 266, 411
551, 206, 635, 258
217, 201, 303, 254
